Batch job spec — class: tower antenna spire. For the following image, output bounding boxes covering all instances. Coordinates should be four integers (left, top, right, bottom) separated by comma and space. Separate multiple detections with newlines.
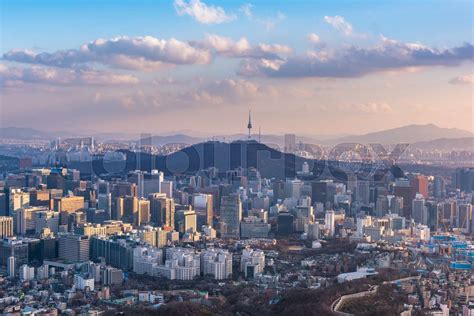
247, 109, 252, 140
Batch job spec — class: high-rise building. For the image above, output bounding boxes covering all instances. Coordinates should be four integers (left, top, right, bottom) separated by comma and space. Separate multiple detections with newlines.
192, 193, 213, 227
325, 210, 336, 237
120, 196, 138, 225
426, 201, 439, 232
457, 204, 472, 232
160, 181, 173, 198
9, 189, 30, 214
375, 195, 389, 217
241, 247, 265, 279
201, 248, 232, 280
176, 208, 197, 234
58, 234, 90, 263
16, 206, 48, 235
411, 175, 429, 198
149, 193, 175, 229
137, 199, 150, 225
0, 239, 29, 268
143, 170, 164, 197
0, 216, 13, 238
412, 194, 427, 224
220, 194, 242, 238
433, 176, 445, 198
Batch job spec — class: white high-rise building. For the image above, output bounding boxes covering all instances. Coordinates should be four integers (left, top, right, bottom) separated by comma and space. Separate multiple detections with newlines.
325, 210, 335, 237
241, 247, 265, 278
19, 264, 35, 281
201, 248, 232, 280
7, 256, 15, 278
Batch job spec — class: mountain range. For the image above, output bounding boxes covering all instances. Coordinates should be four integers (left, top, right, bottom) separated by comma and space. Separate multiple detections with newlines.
1, 124, 473, 148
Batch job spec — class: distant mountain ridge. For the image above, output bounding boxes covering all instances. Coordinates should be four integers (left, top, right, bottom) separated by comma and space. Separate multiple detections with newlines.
409, 137, 474, 150
328, 124, 473, 145
2, 124, 473, 148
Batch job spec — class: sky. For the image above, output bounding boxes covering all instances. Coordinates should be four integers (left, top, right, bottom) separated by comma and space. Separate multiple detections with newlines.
1, 0, 473, 137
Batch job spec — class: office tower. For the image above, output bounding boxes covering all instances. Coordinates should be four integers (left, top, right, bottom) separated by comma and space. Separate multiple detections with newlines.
9, 189, 30, 214
35, 210, 60, 235
46, 173, 65, 191
58, 234, 90, 263
112, 182, 138, 198
0, 192, 7, 216
56, 196, 84, 213
176, 208, 197, 234
137, 199, 150, 225
439, 201, 456, 226
97, 180, 110, 195
412, 194, 427, 224
149, 193, 175, 229
325, 210, 335, 237
355, 180, 370, 205
285, 179, 303, 199
29, 189, 50, 207
17, 206, 47, 235
129, 170, 145, 198
277, 212, 294, 236
0, 216, 13, 238
220, 194, 242, 238
113, 196, 124, 220
457, 204, 472, 232
376, 195, 390, 217
311, 180, 329, 204
192, 193, 213, 227
273, 180, 285, 203
160, 181, 173, 198
201, 248, 232, 280
98, 193, 112, 217
426, 201, 439, 232
143, 170, 164, 197
121, 196, 138, 225
0, 239, 29, 268
453, 168, 474, 192
390, 196, 404, 216
433, 176, 445, 198
411, 175, 429, 198
394, 179, 413, 217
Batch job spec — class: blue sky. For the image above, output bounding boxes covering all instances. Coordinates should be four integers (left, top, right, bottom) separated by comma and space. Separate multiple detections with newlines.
2, 0, 472, 51
1, 0, 473, 135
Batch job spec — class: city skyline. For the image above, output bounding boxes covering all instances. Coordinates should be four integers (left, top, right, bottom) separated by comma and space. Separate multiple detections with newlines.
1, 0, 473, 135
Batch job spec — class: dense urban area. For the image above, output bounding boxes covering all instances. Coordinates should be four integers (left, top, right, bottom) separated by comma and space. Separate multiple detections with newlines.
0, 126, 472, 316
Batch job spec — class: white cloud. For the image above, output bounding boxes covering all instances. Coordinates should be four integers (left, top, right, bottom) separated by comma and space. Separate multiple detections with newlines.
239, 38, 474, 78
174, 0, 236, 24
449, 74, 474, 85
324, 15, 353, 36
307, 33, 321, 44
5, 35, 290, 72
0, 64, 139, 87
196, 34, 291, 59
4, 36, 212, 70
